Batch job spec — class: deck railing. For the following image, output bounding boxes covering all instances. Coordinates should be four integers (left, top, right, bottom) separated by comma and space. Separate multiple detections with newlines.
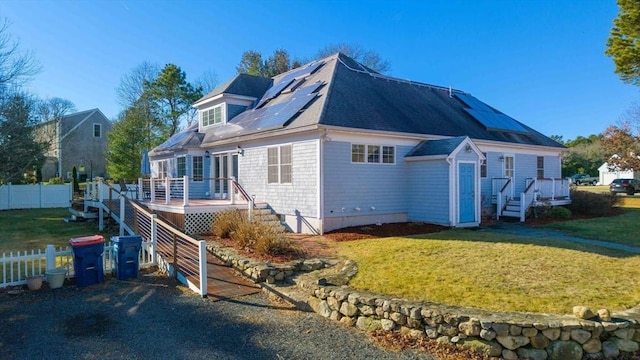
130, 201, 207, 296
494, 178, 512, 220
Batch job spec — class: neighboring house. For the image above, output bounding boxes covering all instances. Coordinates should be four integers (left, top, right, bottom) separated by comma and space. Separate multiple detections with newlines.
36, 108, 112, 181
148, 53, 568, 234
598, 162, 639, 185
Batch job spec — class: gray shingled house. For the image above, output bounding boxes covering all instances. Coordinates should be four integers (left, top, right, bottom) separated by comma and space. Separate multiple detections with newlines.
36, 108, 112, 181
147, 53, 569, 234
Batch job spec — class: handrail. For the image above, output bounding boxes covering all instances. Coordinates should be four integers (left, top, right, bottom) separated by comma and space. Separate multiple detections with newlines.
231, 179, 251, 203
499, 178, 512, 194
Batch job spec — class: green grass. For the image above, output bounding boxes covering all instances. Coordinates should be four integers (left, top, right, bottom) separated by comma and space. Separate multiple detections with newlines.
0, 208, 112, 252
338, 229, 640, 314
540, 190, 640, 247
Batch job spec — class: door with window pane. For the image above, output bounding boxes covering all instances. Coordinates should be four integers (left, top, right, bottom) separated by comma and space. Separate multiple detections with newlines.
211, 153, 238, 199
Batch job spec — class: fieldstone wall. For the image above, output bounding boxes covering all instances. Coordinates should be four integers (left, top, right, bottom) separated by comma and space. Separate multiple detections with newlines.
205, 241, 331, 283
205, 242, 639, 359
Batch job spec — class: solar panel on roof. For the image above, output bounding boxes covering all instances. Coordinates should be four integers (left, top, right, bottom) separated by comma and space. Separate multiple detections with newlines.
464, 109, 528, 134
277, 61, 323, 85
230, 82, 322, 132
255, 79, 292, 109
455, 93, 528, 134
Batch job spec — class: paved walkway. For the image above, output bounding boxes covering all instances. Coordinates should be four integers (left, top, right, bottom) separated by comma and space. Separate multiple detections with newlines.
479, 221, 640, 254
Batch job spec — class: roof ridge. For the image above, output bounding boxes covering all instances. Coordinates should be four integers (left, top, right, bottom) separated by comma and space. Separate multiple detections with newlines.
335, 54, 463, 95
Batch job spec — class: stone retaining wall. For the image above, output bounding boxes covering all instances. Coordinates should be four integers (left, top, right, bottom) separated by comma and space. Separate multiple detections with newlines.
205, 242, 639, 360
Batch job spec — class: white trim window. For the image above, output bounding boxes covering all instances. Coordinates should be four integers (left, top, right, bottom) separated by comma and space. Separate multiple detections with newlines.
352, 143, 395, 164
504, 155, 514, 178
201, 105, 224, 127
537, 156, 544, 178
267, 145, 292, 184
192, 156, 203, 182
157, 160, 168, 179
176, 156, 187, 177
93, 123, 101, 138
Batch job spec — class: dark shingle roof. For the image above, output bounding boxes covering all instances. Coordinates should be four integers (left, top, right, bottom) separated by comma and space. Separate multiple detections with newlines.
195, 74, 272, 104
317, 53, 563, 148
149, 122, 203, 156
405, 137, 467, 157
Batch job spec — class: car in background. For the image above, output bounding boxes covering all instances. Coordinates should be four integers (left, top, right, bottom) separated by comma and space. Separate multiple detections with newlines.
609, 178, 639, 195
569, 173, 599, 186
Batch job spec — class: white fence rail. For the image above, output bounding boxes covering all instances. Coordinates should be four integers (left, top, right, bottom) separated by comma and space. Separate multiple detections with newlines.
0, 183, 72, 210
0, 241, 154, 288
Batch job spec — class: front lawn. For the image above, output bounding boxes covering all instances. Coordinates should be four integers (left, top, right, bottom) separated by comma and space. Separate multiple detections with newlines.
540, 209, 639, 246
338, 229, 640, 314
0, 208, 111, 252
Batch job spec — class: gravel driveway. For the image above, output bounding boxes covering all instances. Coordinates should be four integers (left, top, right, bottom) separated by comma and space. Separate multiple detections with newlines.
0, 273, 434, 360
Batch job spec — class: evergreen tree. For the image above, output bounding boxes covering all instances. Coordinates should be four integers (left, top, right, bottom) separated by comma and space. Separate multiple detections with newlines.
605, 0, 640, 85
145, 64, 202, 136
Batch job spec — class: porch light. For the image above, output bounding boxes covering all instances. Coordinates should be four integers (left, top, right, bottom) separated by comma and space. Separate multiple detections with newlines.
236, 145, 244, 156
465, 144, 472, 153
499, 155, 505, 161
204, 150, 210, 158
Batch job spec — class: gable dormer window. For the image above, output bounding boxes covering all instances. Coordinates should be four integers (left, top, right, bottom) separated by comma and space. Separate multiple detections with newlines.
201, 104, 224, 127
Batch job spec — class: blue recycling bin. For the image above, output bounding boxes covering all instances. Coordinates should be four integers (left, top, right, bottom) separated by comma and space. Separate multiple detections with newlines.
69, 235, 105, 287
111, 235, 142, 280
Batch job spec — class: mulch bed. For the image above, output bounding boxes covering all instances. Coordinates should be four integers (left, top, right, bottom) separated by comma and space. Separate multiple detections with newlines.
323, 222, 447, 241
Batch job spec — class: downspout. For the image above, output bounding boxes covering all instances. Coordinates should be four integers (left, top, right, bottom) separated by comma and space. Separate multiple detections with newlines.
57, 119, 62, 179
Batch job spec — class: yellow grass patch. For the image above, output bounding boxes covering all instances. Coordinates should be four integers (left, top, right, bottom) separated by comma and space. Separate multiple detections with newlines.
338, 230, 640, 314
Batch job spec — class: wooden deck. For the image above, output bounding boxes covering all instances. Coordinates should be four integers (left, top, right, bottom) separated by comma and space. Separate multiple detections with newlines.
200, 253, 260, 301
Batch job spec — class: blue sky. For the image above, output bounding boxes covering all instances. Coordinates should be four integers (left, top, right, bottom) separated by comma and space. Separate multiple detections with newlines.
2, 0, 638, 141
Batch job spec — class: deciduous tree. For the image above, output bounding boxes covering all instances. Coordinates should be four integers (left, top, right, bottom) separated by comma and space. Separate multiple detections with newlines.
605, 0, 640, 85
601, 123, 640, 171
0, 18, 40, 89
316, 43, 391, 73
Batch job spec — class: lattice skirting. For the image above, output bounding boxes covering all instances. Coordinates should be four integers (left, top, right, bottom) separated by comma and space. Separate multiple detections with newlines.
184, 212, 214, 235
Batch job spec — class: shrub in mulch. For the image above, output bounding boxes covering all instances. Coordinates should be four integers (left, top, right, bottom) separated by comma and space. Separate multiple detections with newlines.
211, 209, 297, 256
568, 189, 620, 216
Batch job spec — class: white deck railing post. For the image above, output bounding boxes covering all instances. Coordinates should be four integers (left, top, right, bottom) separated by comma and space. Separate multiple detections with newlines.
229, 177, 235, 205
198, 240, 207, 297
183, 175, 189, 207
520, 192, 526, 222
496, 193, 502, 220
150, 177, 155, 203
98, 177, 104, 202
119, 196, 125, 236
151, 214, 158, 266
138, 178, 143, 200
165, 177, 170, 205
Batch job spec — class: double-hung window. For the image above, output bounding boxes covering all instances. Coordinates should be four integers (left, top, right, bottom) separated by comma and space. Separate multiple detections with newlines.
537, 156, 544, 178
192, 156, 203, 181
176, 157, 186, 177
267, 145, 292, 184
93, 124, 101, 138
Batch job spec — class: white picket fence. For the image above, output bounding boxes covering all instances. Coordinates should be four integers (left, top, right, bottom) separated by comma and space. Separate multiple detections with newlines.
0, 183, 72, 210
0, 241, 155, 288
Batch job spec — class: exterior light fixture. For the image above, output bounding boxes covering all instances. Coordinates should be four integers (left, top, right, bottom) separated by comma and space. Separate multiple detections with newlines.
236, 145, 244, 156
204, 150, 210, 158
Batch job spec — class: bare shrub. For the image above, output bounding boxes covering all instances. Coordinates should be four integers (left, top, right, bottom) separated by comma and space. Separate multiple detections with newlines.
211, 209, 245, 238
